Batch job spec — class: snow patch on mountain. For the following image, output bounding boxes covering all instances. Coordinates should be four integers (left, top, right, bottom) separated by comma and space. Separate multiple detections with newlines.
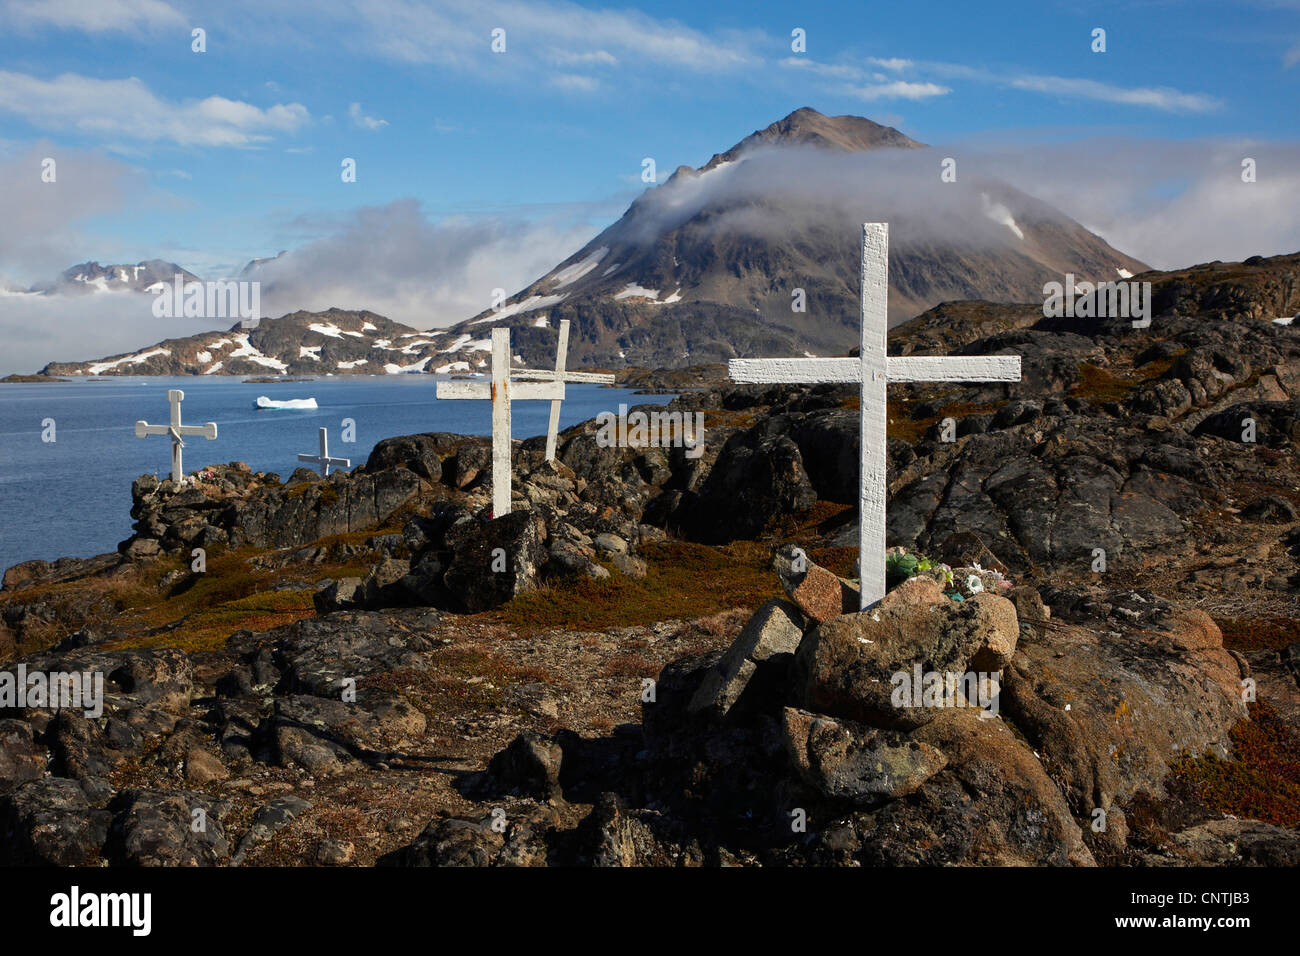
88, 348, 172, 375
471, 294, 566, 324
229, 333, 288, 371
614, 284, 660, 301
384, 356, 432, 374
550, 246, 609, 287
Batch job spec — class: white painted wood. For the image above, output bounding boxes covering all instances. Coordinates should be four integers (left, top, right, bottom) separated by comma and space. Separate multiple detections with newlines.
436, 380, 564, 400
888, 355, 1021, 382
491, 328, 512, 518
435, 322, 615, 516
513, 369, 614, 384
729, 355, 1020, 384
724, 223, 1024, 609
546, 320, 570, 462
859, 223, 889, 609
729, 357, 860, 383
133, 388, 217, 485
298, 426, 351, 477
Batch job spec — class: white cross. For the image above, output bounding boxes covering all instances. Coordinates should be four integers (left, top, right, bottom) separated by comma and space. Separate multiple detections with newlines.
728, 223, 1023, 609
297, 426, 351, 477
436, 321, 614, 517
133, 388, 218, 486
510, 319, 616, 460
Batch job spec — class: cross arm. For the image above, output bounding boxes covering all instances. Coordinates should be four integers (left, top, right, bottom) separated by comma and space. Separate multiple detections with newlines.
134, 421, 170, 438
728, 355, 1021, 384
512, 368, 616, 385
728, 357, 860, 384
175, 423, 219, 439
887, 355, 1021, 382
437, 380, 566, 400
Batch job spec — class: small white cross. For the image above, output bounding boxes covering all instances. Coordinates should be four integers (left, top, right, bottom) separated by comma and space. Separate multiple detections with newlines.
297, 426, 351, 477
436, 321, 614, 517
729, 223, 1023, 609
134, 388, 218, 486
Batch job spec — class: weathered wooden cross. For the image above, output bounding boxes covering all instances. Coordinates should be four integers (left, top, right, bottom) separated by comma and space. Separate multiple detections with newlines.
298, 426, 351, 476
728, 223, 1023, 609
134, 388, 218, 486
436, 320, 614, 517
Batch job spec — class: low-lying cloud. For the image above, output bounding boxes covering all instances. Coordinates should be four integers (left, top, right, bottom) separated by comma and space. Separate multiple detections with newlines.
621, 137, 1300, 271
247, 198, 607, 327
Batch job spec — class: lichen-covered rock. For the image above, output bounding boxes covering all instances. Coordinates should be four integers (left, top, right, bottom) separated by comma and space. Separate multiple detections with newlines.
105, 788, 230, 866
781, 707, 948, 805
0, 777, 111, 865
688, 598, 804, 719
793, 594, 1020, 730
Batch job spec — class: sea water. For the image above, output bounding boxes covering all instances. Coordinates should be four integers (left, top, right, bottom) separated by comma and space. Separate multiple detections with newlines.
0, 375, 674, 573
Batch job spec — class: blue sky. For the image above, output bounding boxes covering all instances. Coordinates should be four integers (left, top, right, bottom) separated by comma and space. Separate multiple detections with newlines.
0, 0, 1298, 338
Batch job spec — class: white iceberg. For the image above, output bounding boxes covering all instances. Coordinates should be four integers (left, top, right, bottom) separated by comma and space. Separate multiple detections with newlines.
254, 396, 318, 410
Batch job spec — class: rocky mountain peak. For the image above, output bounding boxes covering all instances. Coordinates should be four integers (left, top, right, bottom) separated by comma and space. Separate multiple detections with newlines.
701, 106, 925, 171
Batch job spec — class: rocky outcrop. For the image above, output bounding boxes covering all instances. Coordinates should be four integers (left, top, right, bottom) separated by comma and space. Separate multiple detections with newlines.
121, 462, 427, 556
389, 549, 1254, 867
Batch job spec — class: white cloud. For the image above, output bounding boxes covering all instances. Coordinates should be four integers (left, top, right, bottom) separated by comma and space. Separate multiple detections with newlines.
246, 198, 607, 329
780, 57, 868, 80
551, 73, 600, 92
867, 57, 913, 71
942, 138, 1300, 270
0, 71, 310, 147
0, 289, 228, 376
2, 0, 184, 33
348, 102, 388, 130
552, 49, 618, 67
848, 81, 950, 102
0, 143, 139, 278
1285, 42, 1300, 68
1007, 74, 1221, 113
167, 0, 759, 77
783, 55, 1221, 115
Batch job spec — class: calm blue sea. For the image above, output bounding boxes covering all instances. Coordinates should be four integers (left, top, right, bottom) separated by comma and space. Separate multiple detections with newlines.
0, 376, 673, 575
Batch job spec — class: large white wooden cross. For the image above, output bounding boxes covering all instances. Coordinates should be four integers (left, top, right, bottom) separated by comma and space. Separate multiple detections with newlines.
298, 426, 351, 476
436, 320, 614, 517
729, 223, 1022, 609
134, 388, 218, 486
